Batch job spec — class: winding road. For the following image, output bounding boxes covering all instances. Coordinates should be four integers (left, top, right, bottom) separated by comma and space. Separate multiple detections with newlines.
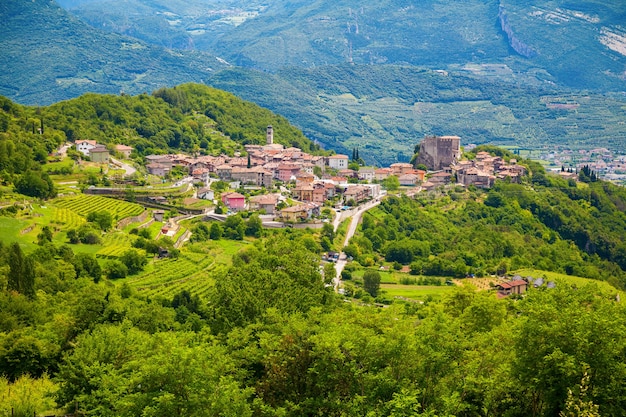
332, 195, 385, 291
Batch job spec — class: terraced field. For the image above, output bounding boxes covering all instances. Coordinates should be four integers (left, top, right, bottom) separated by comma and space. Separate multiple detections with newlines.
96, 232, 135, 258
51, 207, 85, 229
127, 252, 218, 299
54, 195, 143, 220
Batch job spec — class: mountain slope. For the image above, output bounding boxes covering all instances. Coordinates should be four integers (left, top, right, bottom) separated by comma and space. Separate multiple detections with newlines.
208, 65, 626, 165
58, 0, 626, 90
0, 0, 226, 105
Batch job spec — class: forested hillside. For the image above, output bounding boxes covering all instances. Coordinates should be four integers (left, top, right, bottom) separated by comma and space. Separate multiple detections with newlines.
58, 0, 626, 91
208, 65, 626, 165
2, 233, 626, 416
0, 83, 316, 157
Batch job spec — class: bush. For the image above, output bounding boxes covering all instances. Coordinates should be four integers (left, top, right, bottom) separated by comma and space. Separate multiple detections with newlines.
106, 260, 128, 279
120, 249, 147, 275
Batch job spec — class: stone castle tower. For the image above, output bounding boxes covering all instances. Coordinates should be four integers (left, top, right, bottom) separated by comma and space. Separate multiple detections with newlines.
266, 125, 274, 145
415, 135, 461, 170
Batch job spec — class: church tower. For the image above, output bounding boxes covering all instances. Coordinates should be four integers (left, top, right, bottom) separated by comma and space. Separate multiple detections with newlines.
266, 125, 274, 145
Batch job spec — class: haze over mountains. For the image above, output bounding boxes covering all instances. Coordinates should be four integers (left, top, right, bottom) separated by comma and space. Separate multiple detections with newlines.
2, 0, 626, 164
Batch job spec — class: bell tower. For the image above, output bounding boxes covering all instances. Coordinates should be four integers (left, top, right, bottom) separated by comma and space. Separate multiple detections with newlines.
266, 125, 274, 145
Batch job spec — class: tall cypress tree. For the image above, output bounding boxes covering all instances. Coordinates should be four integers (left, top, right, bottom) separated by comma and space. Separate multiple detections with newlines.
22, 255, 36, 298
7, 242, 24, 293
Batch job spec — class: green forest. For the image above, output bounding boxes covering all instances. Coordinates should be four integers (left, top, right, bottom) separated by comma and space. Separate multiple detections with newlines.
2, 232, 626, 416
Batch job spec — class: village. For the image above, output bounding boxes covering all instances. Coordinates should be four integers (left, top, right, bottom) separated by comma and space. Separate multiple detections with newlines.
72, 128, 533, 225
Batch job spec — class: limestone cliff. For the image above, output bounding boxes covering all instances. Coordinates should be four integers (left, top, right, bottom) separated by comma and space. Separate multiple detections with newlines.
498, 5, 537, 58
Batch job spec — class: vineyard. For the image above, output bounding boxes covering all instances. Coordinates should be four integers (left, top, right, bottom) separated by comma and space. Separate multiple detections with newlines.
51, 207, 85, 229
54, 195, 144, 220
96, 232, 135, 258
127, 252, 217, 299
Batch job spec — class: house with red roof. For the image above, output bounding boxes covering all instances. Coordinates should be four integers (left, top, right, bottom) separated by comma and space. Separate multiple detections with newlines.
496, 279, 528, 297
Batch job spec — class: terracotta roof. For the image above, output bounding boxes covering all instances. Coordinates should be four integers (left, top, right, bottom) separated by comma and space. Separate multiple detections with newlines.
222, 192, 245, 199
250, 194, 279, 205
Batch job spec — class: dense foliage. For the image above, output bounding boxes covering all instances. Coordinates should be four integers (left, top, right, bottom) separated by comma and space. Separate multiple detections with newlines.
2, 231, 626, 416
349, 171, 626, 288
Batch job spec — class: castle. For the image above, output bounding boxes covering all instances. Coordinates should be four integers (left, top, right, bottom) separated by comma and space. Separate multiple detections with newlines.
415, 135, 461, 171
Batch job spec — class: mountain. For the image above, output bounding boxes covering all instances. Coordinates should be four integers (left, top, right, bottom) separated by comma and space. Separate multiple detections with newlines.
0, 0, 226, 105
2, 1, 626, 165
58, 0, 626, 91
208, 65, 626, 165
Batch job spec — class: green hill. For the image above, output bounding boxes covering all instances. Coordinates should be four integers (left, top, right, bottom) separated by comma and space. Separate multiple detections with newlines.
0, 84, 318, 200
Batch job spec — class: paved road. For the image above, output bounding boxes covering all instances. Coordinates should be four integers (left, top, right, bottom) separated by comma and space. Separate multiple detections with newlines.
332, 196, 384, 291
110, 157, 136, 177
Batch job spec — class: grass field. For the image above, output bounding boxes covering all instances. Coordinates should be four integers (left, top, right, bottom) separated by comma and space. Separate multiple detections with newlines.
514, 268, 622, 295
380, 284, 456, 302
349, 266, 454, 302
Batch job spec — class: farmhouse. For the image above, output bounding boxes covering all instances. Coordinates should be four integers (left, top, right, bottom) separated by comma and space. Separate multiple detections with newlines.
89, 145, 110, 163
496, 279, 528, 297
115, 144, 133, 158
75, 139, 97, 156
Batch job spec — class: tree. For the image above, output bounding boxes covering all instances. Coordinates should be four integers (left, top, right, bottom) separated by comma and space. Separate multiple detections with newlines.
7, 242, 24, 294
245, 214, 263, 238
106, 260, 128, 279
560, 368, 600, 417
87, 210, 114, 231
72, 253, 102, 282
37, 225, 53, 245
14, 170, 56, 199
209, 222, 223, 240
323, 262, 336, 285
120, 249, 147, 275
382, 175, 400, 191
321, 222, 335, 242
363, 270, 381, 297
6, 243, 35, 297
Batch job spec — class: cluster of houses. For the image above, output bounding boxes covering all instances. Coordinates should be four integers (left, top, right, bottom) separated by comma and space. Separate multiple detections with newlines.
76, 131, 532, 222
74, 140, 133, 162
495, 275, 556, 298
449, 151, 527, 189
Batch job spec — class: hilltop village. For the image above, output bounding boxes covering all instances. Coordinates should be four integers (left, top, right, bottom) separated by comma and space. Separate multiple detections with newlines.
76, 128, 531, 223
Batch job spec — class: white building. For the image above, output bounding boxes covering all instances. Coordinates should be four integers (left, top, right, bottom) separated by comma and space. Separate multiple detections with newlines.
75, 140, 97, 156
326, 154, 349, 170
